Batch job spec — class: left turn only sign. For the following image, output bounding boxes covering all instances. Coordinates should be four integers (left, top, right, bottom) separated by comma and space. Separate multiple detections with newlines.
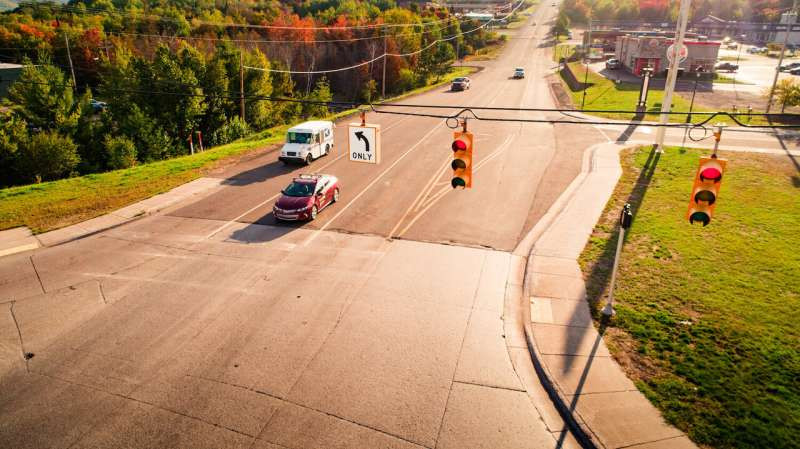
348, 123, 381, 164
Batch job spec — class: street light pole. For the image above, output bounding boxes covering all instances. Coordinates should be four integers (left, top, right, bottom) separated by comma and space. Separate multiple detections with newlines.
654, 0, 692, 152
767, 0, 798, 113
581, 16, 592, 110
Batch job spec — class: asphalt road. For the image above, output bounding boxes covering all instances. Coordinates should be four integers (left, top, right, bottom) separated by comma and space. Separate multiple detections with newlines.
15, 1, 799, 449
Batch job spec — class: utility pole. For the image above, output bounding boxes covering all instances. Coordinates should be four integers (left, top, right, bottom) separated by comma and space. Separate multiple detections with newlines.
581, 15, 592, 110
240, 51, 245, 123
382, 33, 388, 99
654, 0, 692, 152
63, 30, 77, 91
767, 0, 798, 113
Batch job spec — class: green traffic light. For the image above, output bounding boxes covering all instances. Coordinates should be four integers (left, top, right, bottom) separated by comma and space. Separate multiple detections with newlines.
451, 177, 467, 189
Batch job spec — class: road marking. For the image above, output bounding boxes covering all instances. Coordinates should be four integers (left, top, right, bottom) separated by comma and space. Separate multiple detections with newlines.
204, 152, 347, 240
204, 116, 418, 240
301, 119, 446, 247
386, 153, 452, 239
395, 135, 514, 238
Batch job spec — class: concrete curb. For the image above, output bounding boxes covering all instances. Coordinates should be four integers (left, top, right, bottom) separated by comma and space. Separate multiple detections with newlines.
504, 143, 600, 449
509, 141, 699, 449
0, 177, 226, 258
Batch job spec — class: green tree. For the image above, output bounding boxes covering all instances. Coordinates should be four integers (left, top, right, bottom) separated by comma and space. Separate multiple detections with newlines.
17, 131, 80, 183
769, 78, 800, 113
552, 10, 571, 40
104, 135, 137, 170
304, 77, 332, 118
0, 112, 28, 187
7, 61, 81, 134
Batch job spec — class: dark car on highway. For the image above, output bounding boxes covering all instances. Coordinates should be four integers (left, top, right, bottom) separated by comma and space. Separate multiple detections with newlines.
781, 62, 800, 72
714, 62, 739, 72
451, 77, 471, 91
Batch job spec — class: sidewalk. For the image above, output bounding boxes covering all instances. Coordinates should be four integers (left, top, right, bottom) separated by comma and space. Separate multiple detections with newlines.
520, 142, 697, 449
0, 177, 224, 258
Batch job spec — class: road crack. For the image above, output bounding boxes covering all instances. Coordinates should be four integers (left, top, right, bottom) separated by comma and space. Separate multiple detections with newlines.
8, 301, 33, 372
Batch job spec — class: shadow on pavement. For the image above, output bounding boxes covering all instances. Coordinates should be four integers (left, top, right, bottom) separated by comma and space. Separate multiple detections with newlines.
615, 112, 645, 143
554, 316, 611, 449
222, 159, 299, 187
228, 215, 306, 244
772, 127, 800, 188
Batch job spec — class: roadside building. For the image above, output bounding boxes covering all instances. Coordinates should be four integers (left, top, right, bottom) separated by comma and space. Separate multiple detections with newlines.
0, 63, 22, 98
615, 36, 720, 76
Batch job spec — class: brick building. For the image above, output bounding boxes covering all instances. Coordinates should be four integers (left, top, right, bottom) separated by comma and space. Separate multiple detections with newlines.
615, 36, 721, 76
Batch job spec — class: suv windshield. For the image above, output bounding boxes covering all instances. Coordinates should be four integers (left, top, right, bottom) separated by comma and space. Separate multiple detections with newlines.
283, 181, 315, 197
288, 132, 312, 144
453, 78, 467, 83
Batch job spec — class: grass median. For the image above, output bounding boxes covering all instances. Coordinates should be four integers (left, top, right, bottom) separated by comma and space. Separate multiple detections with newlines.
580, 145, 800, 449
562, 62, 768, 126
0, 66, 476, 234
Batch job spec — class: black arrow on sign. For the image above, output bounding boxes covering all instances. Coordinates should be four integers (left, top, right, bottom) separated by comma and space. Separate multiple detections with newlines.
355, 131, 370, 152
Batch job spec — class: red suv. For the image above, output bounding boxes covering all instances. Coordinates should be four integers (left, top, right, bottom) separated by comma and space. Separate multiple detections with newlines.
273, 174, 340, 221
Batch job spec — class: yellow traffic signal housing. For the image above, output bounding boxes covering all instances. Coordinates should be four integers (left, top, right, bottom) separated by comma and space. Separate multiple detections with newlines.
687, 156, 727, 226
451, 131, 473, 189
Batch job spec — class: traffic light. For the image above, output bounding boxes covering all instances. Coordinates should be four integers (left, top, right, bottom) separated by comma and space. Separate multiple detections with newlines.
686, 156, 727, 226
451, 131, 473, 189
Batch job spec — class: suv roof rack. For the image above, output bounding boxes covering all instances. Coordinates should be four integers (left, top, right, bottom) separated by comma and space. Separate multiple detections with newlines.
295, 173, 322, 180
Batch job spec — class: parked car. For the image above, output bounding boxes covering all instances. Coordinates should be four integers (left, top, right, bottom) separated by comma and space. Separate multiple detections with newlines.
273, 174, 340, 221
89, 99, 107, 112
780, 62, 800, 71
451, 77, 471, 91
789, 67, 800, 76
513, 67, 525, 79
715, 62, 739, 72
605, 58, 622, 70
278, 121, 335, 165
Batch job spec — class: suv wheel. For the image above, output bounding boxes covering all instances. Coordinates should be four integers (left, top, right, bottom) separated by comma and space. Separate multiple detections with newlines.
332, 188, 340, 203
309, 205, 318, 220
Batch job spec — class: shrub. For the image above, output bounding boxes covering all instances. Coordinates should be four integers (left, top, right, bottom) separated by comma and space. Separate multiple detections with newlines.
208, 116, 250, 146
104, 136, 137, 170
17, 131, 80, 183
396, 68, 417, 93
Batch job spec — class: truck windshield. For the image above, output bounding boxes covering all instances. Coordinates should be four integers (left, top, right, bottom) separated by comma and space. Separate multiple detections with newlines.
288, 132, 312, 144
283, 182, 315, 197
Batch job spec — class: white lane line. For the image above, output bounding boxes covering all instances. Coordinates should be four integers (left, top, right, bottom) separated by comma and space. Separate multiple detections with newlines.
301, 119, 446, 247
204, 152, 347, 240
396, 135, 514, 238
386, 153, 452, 239
204, 116, 418, 240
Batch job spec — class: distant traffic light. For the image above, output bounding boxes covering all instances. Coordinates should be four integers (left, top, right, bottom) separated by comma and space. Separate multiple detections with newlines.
687, 156, 727, 226
451, 131, 473, 189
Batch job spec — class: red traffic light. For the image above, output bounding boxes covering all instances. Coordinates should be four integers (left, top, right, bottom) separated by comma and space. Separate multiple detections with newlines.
451, 132, 473, 189
452, 139, 468, 152
686, 156, 727, 226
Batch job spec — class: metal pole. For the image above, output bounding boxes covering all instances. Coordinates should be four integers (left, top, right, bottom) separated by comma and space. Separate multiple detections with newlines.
688, 74, 699, 122
654, 0, 692, 152
240, 51, 245, 122
64, 31, 77, 91
603, 203, 632, 317
581, 17, 592, 110
767, 0, 798, 113
382, 33, 388, 99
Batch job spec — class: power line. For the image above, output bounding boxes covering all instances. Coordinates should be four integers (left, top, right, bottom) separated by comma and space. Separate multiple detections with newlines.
243, 0, 524, 74
39, 1, 469, 32
6, 78, 799, 129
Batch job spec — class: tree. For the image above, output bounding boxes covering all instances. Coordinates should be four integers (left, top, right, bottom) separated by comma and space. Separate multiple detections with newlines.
769, 78, 800, 113
16, 131, 80, 183
0, 112, 28, 187
552, 10, 570, 40
104, 135, 137, 170
7, 61, 81, 134
304, 77, 332, 118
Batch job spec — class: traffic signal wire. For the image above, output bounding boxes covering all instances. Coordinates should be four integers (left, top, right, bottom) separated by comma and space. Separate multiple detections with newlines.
5, 78, 800, 130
